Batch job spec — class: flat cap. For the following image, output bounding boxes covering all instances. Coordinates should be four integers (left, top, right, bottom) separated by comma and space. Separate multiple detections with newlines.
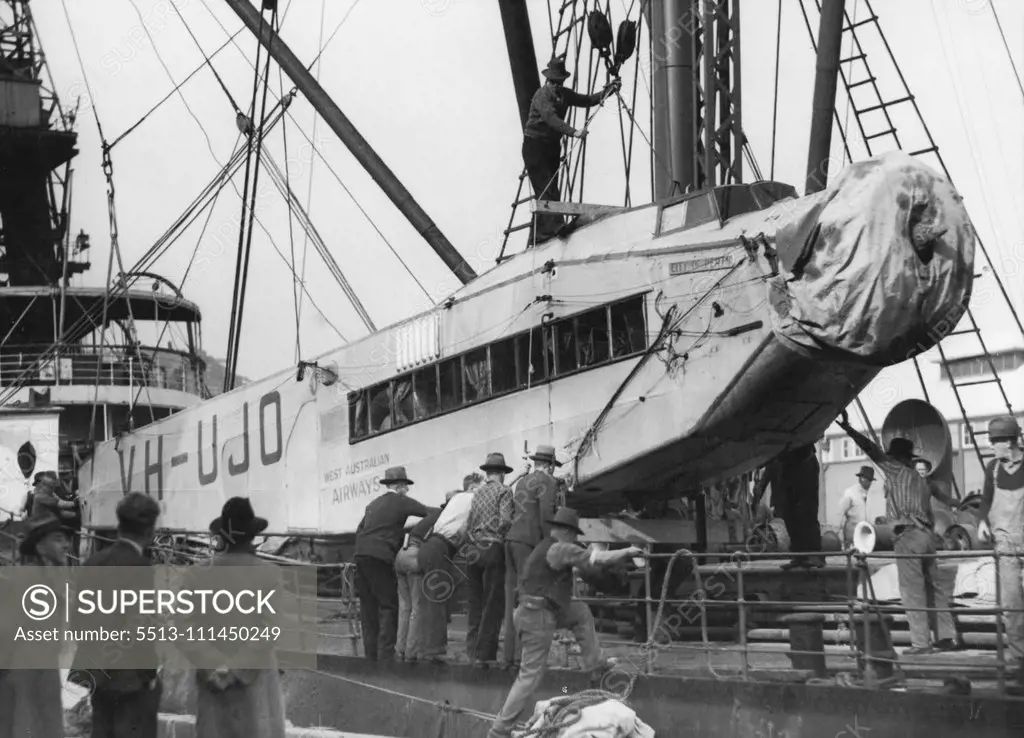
116, 492, 161, 528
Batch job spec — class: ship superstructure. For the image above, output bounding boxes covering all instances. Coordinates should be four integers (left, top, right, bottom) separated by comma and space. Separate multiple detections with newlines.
0, 0, 207, 518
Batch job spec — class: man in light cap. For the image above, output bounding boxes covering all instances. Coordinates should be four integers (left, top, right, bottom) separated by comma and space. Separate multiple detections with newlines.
71, 491, 163, 738
975, 415, 1024, 694
838, 411, 958, 654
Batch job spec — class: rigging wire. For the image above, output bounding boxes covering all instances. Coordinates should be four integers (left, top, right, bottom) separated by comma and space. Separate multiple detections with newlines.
226, 3, 279, 392
198, 0, 434, 304
125, 0, 218, 164
60, 0, 159, 432
169, 0, 242, 115
990, 1, 1024, 105
108, 28, 246, 150
278, 61, 302, 363
769, 0, 782, 180
296, 0, 330, 340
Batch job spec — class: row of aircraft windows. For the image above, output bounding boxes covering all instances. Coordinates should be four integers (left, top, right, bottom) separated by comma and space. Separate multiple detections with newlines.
348, 295, 648, 442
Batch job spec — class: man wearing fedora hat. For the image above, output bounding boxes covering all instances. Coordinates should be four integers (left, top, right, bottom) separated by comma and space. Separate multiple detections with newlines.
834, 465, 877, 548
464, 452, 515, 664
975, 415, 1024, 692
487, 507, 641, 738
503, 444, 565, 663
72, 491, 163, 738
839, 411, 959, 655
354, 466, 436, 662
523, 56, 620, 244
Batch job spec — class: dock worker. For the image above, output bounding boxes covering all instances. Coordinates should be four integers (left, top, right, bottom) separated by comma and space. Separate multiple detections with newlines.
354, 466, 437, 662
504, 444, 564, 664
523, 56, 620, 244
71, 492, 163, 738
914, 457, 959, 510
838, 412, 959, 655
486, 507, 641, 738
755, 445, 824, 569
465, 452, 515, 665
417, 478, 478, 662
974, 416, 1024, 695
834, 465, 876, 548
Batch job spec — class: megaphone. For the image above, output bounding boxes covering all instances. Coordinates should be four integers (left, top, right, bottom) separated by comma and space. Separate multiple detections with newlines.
852, 520, 897, 554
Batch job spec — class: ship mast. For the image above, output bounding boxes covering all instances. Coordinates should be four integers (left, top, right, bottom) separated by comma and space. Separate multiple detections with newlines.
805, 0, 846, 194
221, 0, 477, 285
646, 0, 744, 198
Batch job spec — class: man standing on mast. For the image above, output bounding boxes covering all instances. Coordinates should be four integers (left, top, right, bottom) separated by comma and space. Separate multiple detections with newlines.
522, 56, 619, 244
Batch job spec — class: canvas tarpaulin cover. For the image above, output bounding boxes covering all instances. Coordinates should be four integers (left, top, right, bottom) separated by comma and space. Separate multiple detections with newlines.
768, 150, 975, 365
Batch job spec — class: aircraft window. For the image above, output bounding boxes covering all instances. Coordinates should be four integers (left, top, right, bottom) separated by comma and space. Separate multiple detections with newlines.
463, 347, 490, 403
554, 318, 578, 374
576, 308, 610, 367
490, 337, 517, 395
515, 327, 546, 386
439, 358, 462, 412
610, 297, 646, 357
368, 384, 392, 433
412, 366, 439, 420
542, 324, 557, 378
714, 185, 760, 221
348, 392, 367, 439
393, 376, 415, 426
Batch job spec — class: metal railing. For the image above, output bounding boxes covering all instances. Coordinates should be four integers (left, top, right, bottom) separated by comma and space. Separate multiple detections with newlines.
0, 343, 206, 396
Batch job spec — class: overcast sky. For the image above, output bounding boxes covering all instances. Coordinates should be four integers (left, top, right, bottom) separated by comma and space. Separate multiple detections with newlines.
33, 0, 1024, 395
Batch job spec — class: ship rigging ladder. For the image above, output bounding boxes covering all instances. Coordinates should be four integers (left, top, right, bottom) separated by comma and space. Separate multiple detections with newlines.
798, 0, 1024, 481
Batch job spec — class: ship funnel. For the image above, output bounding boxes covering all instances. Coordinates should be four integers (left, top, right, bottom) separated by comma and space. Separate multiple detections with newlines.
881, 399, 956, 526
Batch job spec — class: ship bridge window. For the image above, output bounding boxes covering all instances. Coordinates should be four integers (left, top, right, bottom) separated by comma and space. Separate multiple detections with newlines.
576, 309, 611, 367
611, 296, 646, 357
412, 366, 439, 420
369, 384, 392, 432
393, 376, 415, 426
463, 347, 490, 403
439, 357, 462, 412
490, 337, 518, 395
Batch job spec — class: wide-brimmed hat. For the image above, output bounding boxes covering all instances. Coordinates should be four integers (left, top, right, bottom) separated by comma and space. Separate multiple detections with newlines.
480, 452, 513, 474
19, 513, 69, 556
886, 437, 914, 459
542, 56, 571, 81
550, 507, 583, 535
988, 416, 1021, 442
855, 466, 875, 482
379, 466, 414, 486
529, 444, 563, 467
209, 497, 268, 541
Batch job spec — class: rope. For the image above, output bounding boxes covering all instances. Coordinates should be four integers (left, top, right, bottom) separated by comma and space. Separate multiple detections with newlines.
108, 29, 246, 149
295, 0, 330, 358
224, 3, 276, 392
170, 0, 241, 114
770, 0, 782, 180
990, 1, 1024, 105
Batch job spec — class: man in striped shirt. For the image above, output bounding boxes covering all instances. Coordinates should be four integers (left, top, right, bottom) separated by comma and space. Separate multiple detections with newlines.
838, 411, 958, 655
